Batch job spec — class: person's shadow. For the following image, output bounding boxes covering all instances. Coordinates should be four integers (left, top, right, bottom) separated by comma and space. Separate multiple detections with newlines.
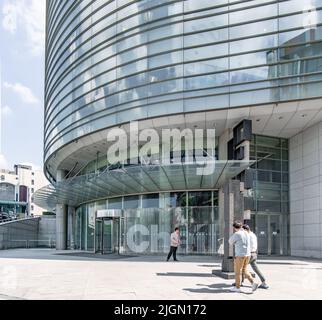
183, 283, 232, 294
183, 283, 254, 295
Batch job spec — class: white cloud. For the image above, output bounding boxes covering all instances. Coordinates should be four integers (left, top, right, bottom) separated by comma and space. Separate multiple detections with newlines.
2, 2, 18, 34
0, 154, 8, 169
0, 105, 13, 117
4, 82, 39, 105
2, 0, 46, 56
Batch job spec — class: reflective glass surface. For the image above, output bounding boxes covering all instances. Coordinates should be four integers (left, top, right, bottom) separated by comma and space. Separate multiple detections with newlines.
34, 160, 253, 209
74, 192, 220, 255
45, 0, 322, 172
249, 135, 289, 214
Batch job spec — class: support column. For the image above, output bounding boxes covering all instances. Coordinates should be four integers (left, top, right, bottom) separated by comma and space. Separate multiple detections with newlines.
68, 206, 76, 250
218, 129, 233, 243
56, 170, 68, 250
213, 179, 244, 279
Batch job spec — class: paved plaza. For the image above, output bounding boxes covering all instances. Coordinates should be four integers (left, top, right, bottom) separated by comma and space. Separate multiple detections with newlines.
0, 249, 321, 300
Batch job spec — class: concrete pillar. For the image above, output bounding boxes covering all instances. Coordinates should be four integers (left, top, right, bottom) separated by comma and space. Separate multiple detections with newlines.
214, 179, 245, 277
56, 204, 68, 250
56, 170, 68, 251
68, 206, 76, 250
218, 128, 236, 236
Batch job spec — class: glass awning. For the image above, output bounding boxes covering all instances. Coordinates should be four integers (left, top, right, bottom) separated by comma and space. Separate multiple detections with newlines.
34, 160, 254, 210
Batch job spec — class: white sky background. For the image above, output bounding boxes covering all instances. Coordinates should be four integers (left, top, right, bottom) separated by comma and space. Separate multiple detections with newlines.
0, 0, 46, 170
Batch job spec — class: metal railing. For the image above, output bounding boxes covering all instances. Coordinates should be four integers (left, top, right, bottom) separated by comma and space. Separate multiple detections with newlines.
0, 218, 19, 224
0, 216, 40, 225
0, 239, 56, 250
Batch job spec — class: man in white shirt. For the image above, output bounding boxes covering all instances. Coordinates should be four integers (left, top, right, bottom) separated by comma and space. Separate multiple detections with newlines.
243, 225, 269, 289
167, 228, 181, 262
229, 221, 258, 293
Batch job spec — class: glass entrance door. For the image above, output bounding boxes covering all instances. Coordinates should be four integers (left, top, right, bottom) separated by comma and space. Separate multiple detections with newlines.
96, 218, 120, 254
256, 214, 283, 255
257, 215, 269, 255
270, 215, 282, 255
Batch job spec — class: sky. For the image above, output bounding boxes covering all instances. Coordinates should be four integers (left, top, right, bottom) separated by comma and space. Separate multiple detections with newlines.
0, 0, 46, 171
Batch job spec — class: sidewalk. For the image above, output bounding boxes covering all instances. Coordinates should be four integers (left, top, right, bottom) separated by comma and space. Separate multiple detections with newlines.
0, 249, 321, 300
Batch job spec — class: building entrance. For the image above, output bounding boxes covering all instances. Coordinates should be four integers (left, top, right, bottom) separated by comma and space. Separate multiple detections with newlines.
254, 214, 283, 255
95, 218, 121, 255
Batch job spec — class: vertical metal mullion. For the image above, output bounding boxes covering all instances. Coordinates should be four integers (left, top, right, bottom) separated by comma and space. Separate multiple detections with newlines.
186, 191, 189, 255
101, 219, 104, 255
268, 215, 272, 256
280, 214, 283, 256
85, 205, 88, 252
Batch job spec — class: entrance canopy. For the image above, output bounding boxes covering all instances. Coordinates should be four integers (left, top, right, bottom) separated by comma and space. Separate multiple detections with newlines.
34, 160, 254, 210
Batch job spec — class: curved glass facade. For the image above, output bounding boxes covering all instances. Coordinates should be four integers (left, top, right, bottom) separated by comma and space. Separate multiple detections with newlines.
75, 191, 221, 255
45, 0, 322, 165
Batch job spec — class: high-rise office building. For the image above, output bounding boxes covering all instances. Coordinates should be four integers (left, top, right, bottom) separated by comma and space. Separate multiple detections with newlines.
36, 0, 322, 258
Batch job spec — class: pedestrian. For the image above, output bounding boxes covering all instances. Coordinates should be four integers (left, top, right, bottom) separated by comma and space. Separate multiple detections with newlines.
229, 221, 259, 293
167, 227, 180, 262
242, 224, 269, 289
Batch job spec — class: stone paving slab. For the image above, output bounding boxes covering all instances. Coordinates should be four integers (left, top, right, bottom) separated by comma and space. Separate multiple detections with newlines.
0, 249, 322, 300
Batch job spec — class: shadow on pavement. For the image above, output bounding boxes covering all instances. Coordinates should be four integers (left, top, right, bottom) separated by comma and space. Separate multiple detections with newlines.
157, 272, 215, 278
257, 261, 306, 266
184, 283, 255, 295
197, 283, 232, 289
198, 264, 221, 268
183, 287, 233, 294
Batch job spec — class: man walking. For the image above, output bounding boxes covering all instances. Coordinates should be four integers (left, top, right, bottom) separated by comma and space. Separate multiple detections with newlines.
167, 228, 180, 262
229, 221, 258, 293
242, 225, 269, 289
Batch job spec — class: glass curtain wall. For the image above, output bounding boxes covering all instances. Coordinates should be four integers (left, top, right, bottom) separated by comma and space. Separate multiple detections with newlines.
45, 0, 322, 166
249, 135, 289, 255
75, 191, 219, 255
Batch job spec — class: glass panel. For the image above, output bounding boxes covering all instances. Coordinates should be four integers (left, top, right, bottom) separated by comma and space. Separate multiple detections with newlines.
257, 215, 268, 255
103, 220, 112, 253
142, 194, 160, 208
124, 195, 139, 209
87, 203, 95, 251
187, 191, 212, 207
170, 192, 187, 207
188, 207, 218, 254
108, 197, 123, 209
270, 215, 281, 255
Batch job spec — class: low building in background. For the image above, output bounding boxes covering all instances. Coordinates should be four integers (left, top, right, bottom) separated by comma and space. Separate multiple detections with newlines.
0, 164, 48, 218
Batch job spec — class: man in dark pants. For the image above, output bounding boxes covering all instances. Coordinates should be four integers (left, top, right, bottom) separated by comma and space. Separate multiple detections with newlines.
167, 228, 180, 262
242, 225, 269, 289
